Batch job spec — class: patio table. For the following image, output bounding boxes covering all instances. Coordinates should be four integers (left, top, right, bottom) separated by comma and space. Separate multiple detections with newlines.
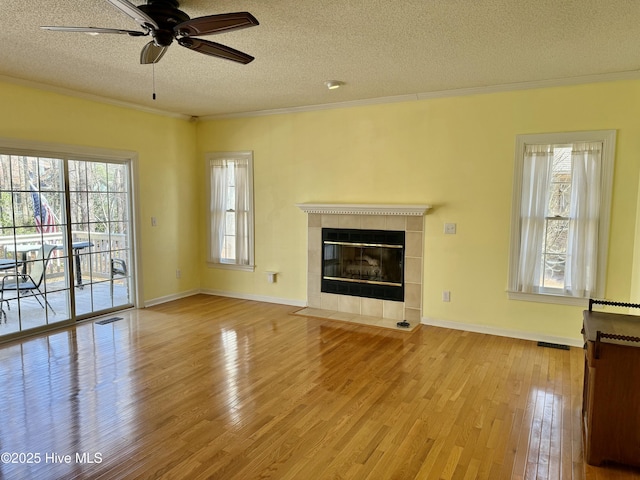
64, 241, 93, 287
6, 242, 94, 287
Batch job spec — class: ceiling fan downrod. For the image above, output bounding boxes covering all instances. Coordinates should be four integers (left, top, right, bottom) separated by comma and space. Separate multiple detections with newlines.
138, 0, 189, 47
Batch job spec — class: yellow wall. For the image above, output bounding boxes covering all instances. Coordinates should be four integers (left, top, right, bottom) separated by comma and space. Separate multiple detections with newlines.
0, 81, 200, 302
198, 80, 640, 342
2, 77, 639, 343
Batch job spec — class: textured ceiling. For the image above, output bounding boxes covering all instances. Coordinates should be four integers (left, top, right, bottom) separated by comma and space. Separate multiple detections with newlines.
2, 0, 640, 118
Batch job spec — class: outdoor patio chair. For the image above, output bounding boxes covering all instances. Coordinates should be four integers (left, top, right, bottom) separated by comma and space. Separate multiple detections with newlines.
0, 244, 57, 323
110, 257, 128, 300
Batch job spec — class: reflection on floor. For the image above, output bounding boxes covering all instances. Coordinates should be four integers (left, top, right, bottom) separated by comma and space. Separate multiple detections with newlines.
0, 280, 130, 336
2, 295, 636, 479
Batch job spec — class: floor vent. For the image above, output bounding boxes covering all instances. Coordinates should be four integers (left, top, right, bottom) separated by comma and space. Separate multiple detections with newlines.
537, 341, 570, 350
96, 317, 124, 325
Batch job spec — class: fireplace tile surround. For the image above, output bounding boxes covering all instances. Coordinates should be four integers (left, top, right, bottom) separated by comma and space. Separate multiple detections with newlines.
297, 204, 431, 330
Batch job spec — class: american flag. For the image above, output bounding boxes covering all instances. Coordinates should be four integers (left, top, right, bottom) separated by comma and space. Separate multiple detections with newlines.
29, 183, 57, 233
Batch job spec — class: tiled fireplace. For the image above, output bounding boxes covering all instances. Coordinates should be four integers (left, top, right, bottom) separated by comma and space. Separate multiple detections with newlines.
297, 204, 431, 328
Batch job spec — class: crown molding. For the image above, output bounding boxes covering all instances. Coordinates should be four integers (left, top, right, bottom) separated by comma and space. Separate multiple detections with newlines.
4, 69, 640, 121
0, 74, 191, 120
203, 93, 422, 120
201, 69, 640, 120
296, 203, 431, 216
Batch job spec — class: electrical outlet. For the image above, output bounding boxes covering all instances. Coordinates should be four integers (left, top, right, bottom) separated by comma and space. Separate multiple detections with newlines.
176, 269, 181, 279
151, 216, 157, 227
442, 290, 451, 302
444, 223, 456, 234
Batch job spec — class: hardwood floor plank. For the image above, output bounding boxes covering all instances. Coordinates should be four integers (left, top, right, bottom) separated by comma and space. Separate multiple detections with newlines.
1, 295, 640, 479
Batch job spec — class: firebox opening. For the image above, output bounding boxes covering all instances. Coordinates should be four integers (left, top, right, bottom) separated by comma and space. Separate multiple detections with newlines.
321, 228, 405, 302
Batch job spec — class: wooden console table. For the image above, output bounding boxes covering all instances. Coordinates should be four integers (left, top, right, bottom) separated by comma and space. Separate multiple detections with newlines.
582, 300, 640, 467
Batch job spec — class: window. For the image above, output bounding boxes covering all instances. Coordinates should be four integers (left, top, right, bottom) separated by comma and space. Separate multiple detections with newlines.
508, 131, 615, 305
207, 151, 254, 270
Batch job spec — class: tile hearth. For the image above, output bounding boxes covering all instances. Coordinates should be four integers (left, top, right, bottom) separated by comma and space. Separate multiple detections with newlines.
293, 307, 421, 332
297, 203, 431, 331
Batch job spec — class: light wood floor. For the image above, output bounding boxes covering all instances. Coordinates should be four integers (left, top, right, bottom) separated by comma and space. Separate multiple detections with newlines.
1, 295, 639, 479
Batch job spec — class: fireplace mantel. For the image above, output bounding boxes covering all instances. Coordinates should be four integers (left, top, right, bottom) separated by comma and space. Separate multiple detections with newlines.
296, 203, 431, 216
298, 202, 427, 330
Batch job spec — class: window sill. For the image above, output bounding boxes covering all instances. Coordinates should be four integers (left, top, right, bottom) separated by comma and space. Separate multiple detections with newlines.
208, 262, 255, 272
507, 290, 589, 307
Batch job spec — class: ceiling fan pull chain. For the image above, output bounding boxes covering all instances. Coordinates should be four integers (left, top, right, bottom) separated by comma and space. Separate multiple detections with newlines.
152, 63, 156, 100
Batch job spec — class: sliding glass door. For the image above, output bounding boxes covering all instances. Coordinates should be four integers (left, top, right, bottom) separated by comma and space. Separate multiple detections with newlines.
68, 159, 133, 317
0, 155, 69, 334
0, 151, 134, 340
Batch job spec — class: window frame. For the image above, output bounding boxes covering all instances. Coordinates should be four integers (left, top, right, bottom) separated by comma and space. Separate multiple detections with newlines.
507, 130, 616, 306
206, 151, 255, 272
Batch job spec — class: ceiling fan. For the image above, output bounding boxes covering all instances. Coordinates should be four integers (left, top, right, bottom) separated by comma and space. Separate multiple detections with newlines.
41, 0, 258, 65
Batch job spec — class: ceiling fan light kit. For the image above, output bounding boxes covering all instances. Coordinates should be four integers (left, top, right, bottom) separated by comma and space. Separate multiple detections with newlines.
41, 0, 258, 65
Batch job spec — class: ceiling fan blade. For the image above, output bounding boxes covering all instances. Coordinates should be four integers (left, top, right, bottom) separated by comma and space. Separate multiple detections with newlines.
178, 37, 254, 64
41, 26, 147, 36
140, 41, 168, 64
175, 12, 259, 37
107, 0, 159, 30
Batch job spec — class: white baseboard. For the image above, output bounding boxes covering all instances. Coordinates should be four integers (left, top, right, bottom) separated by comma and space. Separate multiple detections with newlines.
144, 293, 581, 347
144, 288, 306, 309
144, 289, 201, 308
421, 317, 583, 348
200, 289, 307, 308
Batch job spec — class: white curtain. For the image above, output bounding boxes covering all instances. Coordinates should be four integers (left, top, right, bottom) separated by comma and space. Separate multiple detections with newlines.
517, 144, 553, 293
209, 159, 229, 262
566, 142, 601, 297
234, 158, 250, 265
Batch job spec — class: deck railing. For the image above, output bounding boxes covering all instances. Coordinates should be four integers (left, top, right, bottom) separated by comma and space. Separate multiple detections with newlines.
0, 232, 128, 282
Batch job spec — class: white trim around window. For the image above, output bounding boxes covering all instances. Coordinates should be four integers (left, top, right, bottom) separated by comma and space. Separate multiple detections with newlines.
507, 130, 616, 306
206, 151, 255, 271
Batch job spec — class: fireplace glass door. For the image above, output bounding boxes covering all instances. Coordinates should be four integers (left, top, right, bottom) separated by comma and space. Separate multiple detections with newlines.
321, 228, 405, 301
323, 242, 402, 286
